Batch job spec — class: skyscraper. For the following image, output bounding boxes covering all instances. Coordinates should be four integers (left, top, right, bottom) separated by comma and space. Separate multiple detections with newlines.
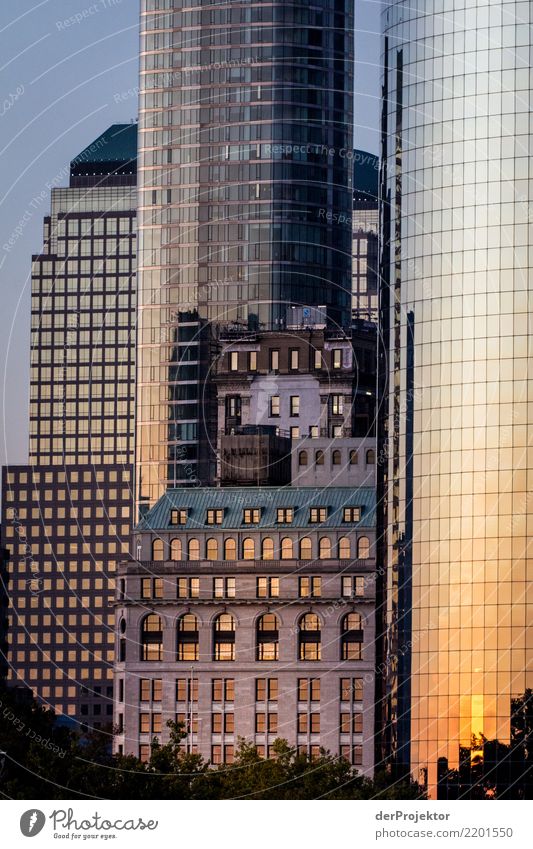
1, 124, 137, 726
352, 150, 379, 322
379, 1, 533, 795
136, 0, 355, 510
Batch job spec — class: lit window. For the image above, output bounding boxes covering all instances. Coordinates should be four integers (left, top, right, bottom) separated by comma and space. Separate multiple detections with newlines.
243, 508, 261, 524
224, 538, 237, 560
331, 394, 344, 415
141, 614, 163, 662
299, 576, 321, 598
170, 538, 182, 560
206, 538, 219, 560
248, 351, 257, 371
256, 576, 279, 598
177, 614, 199, 662
188, 539, 200, 561
332, 349, 342, 369
289, 348, 299, 370
206, 509, 224, 525
276, 507, 294, 523
152, 539, 164, 561
290, 396, 300, 417
280, 538, 293, 559
213, 613, 236, 661
170, 509, 187, 525
343, 507, 361, 522
338, 537, 351, 558
269, 396, 280, 417
357, 537, 370, 559
269, 349, 279, 372
309, 507, 328, 523
229, 351, 239, 371
299, 538, 312, 559
341, 613, 363, 661
242, 538, 255, 559
256, 613, 279, 661
261, 537, 274, 560
298, 613, 321, 661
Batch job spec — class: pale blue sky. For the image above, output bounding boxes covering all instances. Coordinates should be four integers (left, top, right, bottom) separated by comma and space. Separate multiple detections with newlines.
0, 0, 381, 466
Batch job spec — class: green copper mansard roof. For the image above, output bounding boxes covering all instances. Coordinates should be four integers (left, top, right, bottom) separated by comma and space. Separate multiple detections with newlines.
136, 487, 376, 533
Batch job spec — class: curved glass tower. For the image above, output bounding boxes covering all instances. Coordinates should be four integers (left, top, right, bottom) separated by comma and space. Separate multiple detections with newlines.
136, 0, 354, 510
380, 0, 533, 796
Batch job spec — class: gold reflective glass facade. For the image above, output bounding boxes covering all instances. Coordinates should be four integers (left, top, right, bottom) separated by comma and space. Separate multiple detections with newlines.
380, 0, 533, 797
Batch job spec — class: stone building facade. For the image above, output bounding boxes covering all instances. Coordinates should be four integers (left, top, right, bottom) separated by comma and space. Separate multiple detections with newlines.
114, 487, 376, 773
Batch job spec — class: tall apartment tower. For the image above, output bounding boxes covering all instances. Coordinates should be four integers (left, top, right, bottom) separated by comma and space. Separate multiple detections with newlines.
380, 1, 533, 796
136, 0, 354, 510
1, 124, 137, 727
352, 151, 378, 323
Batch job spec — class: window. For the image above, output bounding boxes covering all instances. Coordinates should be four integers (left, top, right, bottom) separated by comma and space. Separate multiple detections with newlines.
152, 539, 164, 561
170, 538, 182, 560
280, 538, 293, 559
188, 539, 200, 561
206, 538, 219, 560
349, 449, 358, 465
310, 714, 320, 734
242, 538, 255, 559
256, 576, 279, 598
340, 677, 363, 702
366, 449, 375, 465
331, 395, 344, 415
142, 577, 163, 600
176, 678, 198, 703
243, 508, 261, 524
170, 509, 187, 525
357, 536, 370, 559
342, 576, 365, 597
297, 713, 308, 734
226, 395, 241, 421
261, 537, 274, 560
213, 577, 235, 599
229, 351, 238, 371
256, 613, 279, 661
299, 538, 312, 560
298, 613, 321, 661
269, 349, 279, 372
314, 349, 322, 369
318, 538, 332, 559
206, 509, 224, 525
309, 506, 327, 523
289, 348, 299, 370
309, 425, 319, 438
212, 679, 234, 702
299, 576, 322, 598
224, 538, 237, 560
277, 507, 294, 523
141, 614, 163, 661
298, 678, 320, 702
338, 537, 351, 559
248, 351, 257, 371
332, 449, 341, 465
314, 450, 324, 466
211, 745, 222, 765
214, 613, 236, 661
290, 426, 300, 440
255, 678, 278, 701
298, 450, 308, 466
177, 577, 199, 598
290, 396, 300, 417
341, 613, 363, 661
269, 395, 280, 417
332, 349, 342, 369
140, 678, 162, 702
177, 614, 199, 661
343, 507, 361, 522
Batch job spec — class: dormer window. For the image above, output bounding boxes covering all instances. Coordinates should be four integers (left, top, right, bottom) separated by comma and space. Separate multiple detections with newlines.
243, 508, 261, 524
170, 509, 188, 526
206, 508, 224, 525
309, 507, 328, 523
276, 507, 294, 524
343, 506, 361, 522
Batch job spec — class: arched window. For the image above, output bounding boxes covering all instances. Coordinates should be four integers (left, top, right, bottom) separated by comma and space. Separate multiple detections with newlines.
152, 539, 164, 561
299, 538, 312, 560
213, 613, 236, 661
349, 449, 358, 465
341, 613, 363, 660
357, 536, 370, 559
339, 537, 351, 559
243, 538, 255, 560
319, 537, 332, 559
261, 537, 274, 560
177, 613, 199, 661
206, 538, 218, 561
141, 614, 163, 661
298, 450, 308, 466
366, 449, 375, 465
170, 538, 182, 561
257, 613, 279, 661
224, 538, 237, 561
119, 617, 126, 661
298, 613, 321, 661
332, 449, 341, 466
280, 538, 293, 559
315, 450, 324, 466
188, 538, 200, 561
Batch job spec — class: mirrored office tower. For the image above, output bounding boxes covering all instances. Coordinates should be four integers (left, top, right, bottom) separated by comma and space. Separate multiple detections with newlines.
136, 0, 354, 511
380, 1, 533, 796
